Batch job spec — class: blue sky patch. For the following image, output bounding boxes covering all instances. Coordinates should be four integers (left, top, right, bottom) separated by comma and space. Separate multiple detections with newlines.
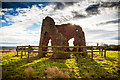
2, 2, 49, 8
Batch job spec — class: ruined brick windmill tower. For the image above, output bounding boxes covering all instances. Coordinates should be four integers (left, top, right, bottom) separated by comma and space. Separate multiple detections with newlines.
39, 16, 87, 59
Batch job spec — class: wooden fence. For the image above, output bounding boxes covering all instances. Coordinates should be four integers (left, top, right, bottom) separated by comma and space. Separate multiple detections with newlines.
16, 45, 115, 61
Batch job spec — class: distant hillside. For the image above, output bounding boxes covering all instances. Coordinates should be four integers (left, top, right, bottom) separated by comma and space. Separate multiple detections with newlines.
0, 46, 16, 50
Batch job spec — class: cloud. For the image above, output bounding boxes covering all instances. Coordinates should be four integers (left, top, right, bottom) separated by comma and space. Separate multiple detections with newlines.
1, 20, 5, 22
84, 29, 118, 46
0, 20, 40, 46
100, 2, 120, 8
85, 2, 119, 16
111, 37, 120, 40
72, 11, 87, 19
96, 19, 120, 25
1, 2, 119, 46
53, 2, 75, 10
85, 4, 100, 15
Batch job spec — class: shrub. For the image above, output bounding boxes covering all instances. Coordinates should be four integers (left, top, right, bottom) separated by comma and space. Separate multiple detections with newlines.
45, 66, 70, 78
24, 66, 34, 78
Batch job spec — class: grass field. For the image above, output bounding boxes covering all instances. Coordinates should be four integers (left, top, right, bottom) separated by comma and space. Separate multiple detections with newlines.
1, 51, 120, 79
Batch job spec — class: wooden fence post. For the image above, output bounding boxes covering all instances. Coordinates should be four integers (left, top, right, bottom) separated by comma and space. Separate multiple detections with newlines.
38, 46, 41, 57
16, 46, 18, 57
104, 48, 106, 59
25, 47, 26, 55
40, 46, 42, 56
101, 48, 103, 56
21, 47, 23, 58
38, 46, 45, 58
91, 47, 93, 61
53, 46, 55, 61
28, 45, 31, 58
76, 47, 79, 63
25, 51, 26, 55
99, 47, 100, 54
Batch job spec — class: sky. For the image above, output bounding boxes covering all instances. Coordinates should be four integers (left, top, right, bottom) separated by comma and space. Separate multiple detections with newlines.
0, 1, 119, 46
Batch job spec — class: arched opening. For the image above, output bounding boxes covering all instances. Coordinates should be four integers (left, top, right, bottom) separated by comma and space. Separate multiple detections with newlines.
68, 38, 74, 51
48, 39, 51, 46
68, 38, 74, 46
48, 39, 52, 51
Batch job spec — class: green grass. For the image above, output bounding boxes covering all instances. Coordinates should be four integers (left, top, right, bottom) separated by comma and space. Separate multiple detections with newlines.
1, 51, 120, 79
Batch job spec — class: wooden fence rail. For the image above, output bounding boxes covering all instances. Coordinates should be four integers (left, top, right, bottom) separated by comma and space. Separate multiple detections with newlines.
16, 45, 118, 61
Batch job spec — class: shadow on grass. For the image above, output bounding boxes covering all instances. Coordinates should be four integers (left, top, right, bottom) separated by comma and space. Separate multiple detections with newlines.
2, 54, 68, 79
94, 51, 119, 77
63, 53, 119, 78
2, 51, 119, 79
2, 53, 43, 79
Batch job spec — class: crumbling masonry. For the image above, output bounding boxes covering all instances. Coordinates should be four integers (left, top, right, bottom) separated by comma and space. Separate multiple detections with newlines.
39, 16, 87, 59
